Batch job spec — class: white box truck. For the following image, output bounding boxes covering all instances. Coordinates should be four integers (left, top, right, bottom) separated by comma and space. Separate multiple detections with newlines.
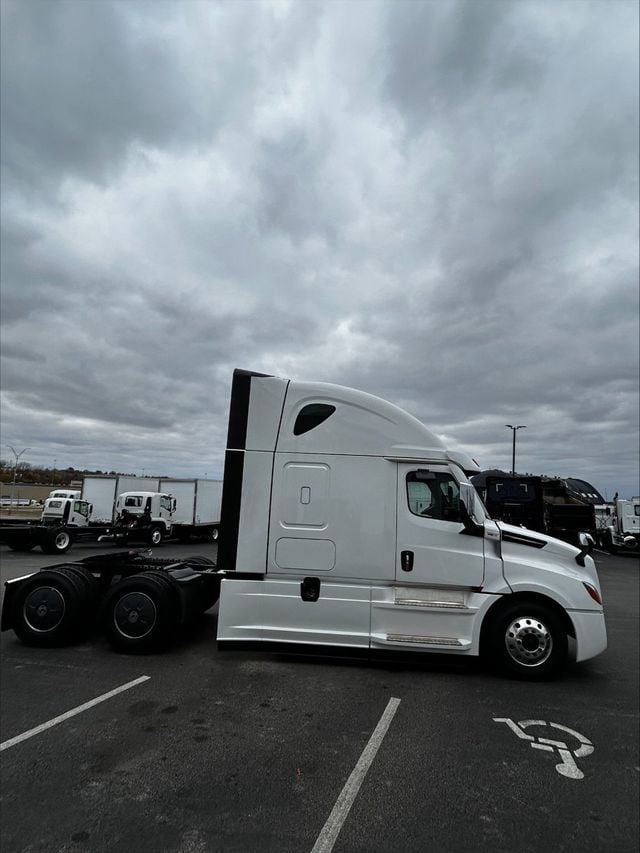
82, 475, 159, 523
159, 479, 222, 542
215, 369, 607, 680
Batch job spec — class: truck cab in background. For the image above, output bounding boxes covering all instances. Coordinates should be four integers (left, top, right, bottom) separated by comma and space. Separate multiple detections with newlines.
113, 491, 176, 546
596, 498, 640, 553
215, 369, 607, 681
41, 497, 92, 527
47, 489, 81, 500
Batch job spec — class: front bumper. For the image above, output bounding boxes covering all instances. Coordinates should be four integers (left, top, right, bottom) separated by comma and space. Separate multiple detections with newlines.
569, 609, 607, 662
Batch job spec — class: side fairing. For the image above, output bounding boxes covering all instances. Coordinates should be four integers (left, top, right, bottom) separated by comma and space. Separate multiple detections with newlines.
217, 370, 288, 572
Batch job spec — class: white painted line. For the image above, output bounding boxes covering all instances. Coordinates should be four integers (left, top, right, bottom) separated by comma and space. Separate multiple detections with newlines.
311, 697, 401, 853
0, 675, 150, 752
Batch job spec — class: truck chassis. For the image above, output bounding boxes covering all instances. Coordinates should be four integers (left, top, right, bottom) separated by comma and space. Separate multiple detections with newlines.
0, 519, 172, 555
1, 551, 222, 653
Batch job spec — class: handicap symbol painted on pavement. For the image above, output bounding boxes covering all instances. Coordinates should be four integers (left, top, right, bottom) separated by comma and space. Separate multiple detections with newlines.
493, 718, 594, 780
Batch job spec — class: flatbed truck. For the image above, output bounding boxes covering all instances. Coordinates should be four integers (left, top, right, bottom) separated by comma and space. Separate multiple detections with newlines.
0, 490, 175, 554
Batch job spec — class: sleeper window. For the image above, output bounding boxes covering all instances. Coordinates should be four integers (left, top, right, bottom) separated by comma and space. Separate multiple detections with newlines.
293, 404, 336, 436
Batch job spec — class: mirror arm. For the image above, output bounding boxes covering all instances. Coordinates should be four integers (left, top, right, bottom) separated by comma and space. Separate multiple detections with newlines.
459, 501, 484, 537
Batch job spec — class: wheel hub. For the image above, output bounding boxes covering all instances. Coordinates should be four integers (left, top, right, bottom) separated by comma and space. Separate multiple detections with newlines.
24, 587, 65, 632
505, 616, 552, 667
113, 592, 156, 639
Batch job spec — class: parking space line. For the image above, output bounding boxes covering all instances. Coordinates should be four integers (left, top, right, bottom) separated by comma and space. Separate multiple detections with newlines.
311, 696, 401, 853
0, 675, 150, 752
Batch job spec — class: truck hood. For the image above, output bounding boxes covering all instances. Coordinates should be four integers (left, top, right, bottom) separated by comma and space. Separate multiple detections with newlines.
496, 521, 601, 589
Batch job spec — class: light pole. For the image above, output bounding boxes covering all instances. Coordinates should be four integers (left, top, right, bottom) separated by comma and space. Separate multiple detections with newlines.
505, 425, 526, 477
7, 445, 30, 512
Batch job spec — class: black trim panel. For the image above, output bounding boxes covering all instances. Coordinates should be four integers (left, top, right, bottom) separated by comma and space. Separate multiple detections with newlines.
219, 369, 272, 572
502, 530, 547, 549
217, 450, 244, 572
226, 369, 271, 451
217, 641, 478, 669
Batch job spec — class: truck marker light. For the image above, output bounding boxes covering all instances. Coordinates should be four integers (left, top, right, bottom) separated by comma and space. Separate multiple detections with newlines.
583, 583, 602, 605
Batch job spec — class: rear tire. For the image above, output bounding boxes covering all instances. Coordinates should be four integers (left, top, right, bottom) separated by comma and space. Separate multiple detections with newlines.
41, 528, 72, 555
103, 572, 179, 654
6, 538, 36, 552
184, 556, 215, 567
12, 569, 87, 647
486, 602, 568, 681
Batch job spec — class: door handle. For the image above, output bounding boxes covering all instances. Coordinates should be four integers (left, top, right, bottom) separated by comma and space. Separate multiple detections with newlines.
401, 550, 414, 572
301, 577, 320, 602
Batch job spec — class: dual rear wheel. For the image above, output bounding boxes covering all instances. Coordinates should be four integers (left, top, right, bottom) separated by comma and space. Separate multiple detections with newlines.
13, 566, 100, 647
103, 572, 179, 654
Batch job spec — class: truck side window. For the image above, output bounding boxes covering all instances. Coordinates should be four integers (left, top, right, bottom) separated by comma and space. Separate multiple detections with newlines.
293, 404, 336, 435
406, 472, 461, 522
74, 501, 88, 517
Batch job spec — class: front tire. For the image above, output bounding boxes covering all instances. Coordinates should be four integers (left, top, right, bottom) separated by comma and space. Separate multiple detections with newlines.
606, 531, 619, 554
147, 525, 164, 546
487, 602, 568, 680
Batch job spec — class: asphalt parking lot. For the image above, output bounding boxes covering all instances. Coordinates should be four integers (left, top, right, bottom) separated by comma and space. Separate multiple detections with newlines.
1, 544, 638, 853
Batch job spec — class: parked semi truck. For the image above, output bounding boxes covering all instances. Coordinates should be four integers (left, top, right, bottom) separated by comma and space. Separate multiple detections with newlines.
214, 369, 606, 680
1, 369, 608, 680
595, 497, 640, 553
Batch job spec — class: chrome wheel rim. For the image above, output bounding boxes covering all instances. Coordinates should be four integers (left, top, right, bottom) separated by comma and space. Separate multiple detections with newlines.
505, 616, 552, 667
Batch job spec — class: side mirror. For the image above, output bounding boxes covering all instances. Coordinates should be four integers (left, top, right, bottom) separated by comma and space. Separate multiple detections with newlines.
459, 483, 484, 538
172, 498, 177, 512
575, 532, 594, 566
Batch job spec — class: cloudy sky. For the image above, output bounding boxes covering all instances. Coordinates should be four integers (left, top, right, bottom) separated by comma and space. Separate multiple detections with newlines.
1, 0, 638, 499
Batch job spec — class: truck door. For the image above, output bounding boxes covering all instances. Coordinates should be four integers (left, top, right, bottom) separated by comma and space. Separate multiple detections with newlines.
396, 464, 484, 588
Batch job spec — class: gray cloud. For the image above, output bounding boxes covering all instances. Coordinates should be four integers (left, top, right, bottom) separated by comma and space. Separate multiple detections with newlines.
0, 0, 638, 499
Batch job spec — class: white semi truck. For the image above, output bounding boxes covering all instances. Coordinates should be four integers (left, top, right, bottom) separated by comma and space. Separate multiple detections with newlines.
1, 369, 608, 679
595, 497, 640, 553
215, 369, 607, 680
